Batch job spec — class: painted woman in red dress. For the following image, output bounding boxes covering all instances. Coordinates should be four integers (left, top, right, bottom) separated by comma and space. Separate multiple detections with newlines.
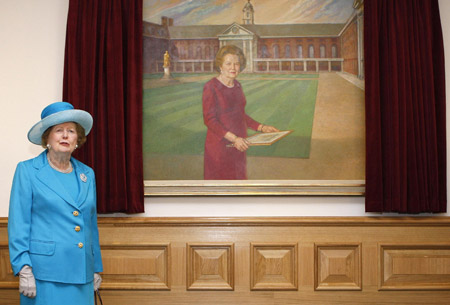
202, 45, 278, 180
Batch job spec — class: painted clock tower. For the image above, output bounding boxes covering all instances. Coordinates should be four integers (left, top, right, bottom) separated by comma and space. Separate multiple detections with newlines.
242, 0, 254, 25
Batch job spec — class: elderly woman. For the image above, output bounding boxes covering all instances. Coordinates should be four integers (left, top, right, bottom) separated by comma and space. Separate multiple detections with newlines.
8, 102, 103, 305
202, 45, 278, 179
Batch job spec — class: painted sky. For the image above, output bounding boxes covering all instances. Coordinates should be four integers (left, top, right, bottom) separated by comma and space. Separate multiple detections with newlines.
143, 0, 355, 26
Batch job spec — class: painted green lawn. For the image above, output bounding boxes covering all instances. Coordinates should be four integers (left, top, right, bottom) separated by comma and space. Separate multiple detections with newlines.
143, 74, 317, 158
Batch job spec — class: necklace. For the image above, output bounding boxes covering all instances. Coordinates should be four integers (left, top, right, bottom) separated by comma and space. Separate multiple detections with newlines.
47, 153, 73, 174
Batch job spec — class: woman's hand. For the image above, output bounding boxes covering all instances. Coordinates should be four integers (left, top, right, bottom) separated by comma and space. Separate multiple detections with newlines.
19, 265, 36, 298
233, 137, 250, 152
94, 273, 102, 291
224, 132, 249, 152
259, 124, 279, 133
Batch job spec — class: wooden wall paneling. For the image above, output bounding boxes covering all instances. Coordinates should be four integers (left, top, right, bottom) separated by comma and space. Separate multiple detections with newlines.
0, 246, 16, 288
186, 243, 234, 290
235, 241, 250, 292
298, 242, 314, 288
2, 217, 450, 305
250, 243, 298, 290
379, 244, 450, 290
100, 244, 170, 290
363, 243, 378, 287
171, 241, 186, 290
314, 243, 362, 290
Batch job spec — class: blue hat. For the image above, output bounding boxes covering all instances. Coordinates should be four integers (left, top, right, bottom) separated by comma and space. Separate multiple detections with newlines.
27, 102, 93, 145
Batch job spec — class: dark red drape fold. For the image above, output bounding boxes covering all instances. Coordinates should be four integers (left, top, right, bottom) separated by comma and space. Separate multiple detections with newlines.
63, 0, 144, 213
365, 0, 446, 213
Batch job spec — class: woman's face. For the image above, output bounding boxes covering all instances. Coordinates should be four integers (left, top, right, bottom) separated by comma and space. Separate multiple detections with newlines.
220, 53, 241, 80
47, 122, 78, 155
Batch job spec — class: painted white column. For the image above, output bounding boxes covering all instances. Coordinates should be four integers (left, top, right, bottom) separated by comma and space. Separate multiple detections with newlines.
243, 40, 250, 73
249, 39, 254, 73
357, 11, 364, 79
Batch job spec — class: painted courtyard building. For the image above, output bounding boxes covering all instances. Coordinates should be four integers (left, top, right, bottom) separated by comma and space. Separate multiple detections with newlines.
143, 0, 364, 79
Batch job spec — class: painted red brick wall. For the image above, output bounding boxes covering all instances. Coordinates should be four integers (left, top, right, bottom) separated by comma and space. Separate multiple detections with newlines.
341, 19, 358, 75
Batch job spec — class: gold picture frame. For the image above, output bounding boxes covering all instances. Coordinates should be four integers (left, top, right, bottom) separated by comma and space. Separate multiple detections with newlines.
143, 0, 365, 196
144, 180, 365, 196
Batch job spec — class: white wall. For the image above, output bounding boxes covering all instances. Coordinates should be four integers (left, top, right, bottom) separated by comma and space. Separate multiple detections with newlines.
0, 0, 449, 217
0, 0, 69, 217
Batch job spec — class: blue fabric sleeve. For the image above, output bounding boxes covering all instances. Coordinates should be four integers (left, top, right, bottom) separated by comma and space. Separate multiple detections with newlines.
8, 162, 33, 275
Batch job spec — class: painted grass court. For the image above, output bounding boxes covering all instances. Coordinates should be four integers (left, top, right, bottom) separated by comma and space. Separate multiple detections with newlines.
143, 73, 318, 159
143, 72, 364, 180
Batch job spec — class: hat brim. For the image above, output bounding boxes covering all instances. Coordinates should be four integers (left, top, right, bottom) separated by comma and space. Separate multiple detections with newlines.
27, 109, 93, 145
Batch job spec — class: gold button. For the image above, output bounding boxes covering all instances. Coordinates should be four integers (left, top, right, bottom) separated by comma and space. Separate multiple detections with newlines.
75, 226, 81, 232
73, 211, 79, 217
78, 242, 84, 248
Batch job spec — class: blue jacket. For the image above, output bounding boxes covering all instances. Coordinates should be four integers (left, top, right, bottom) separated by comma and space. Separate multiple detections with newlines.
8, 151, 103, 284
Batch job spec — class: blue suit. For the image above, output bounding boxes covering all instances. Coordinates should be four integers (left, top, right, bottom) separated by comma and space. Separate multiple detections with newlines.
8, 151, 103, 284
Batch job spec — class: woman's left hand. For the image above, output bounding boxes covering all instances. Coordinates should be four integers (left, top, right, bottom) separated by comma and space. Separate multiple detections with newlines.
261, 125, 279, 133
233, 137, 250, 152
94, 273, 102, 291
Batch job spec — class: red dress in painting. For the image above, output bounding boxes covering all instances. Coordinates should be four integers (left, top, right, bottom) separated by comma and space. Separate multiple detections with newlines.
202, 77, 260, 180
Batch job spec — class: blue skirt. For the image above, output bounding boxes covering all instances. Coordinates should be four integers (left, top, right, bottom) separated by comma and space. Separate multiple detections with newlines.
20, 279, 94, 305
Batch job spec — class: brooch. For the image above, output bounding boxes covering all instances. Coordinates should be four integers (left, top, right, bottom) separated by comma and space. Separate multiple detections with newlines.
80, 173, 87, 182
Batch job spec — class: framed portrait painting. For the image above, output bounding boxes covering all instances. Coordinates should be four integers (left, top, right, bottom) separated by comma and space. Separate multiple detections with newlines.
142, 0, 365, 195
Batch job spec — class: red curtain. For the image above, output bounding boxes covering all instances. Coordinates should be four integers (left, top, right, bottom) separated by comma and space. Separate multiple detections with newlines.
365, 0, 447, 213
63, 0, 144, 213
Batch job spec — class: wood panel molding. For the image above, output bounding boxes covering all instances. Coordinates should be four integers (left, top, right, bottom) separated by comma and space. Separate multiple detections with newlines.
251, 243, 298, 290
1, 217, 450, 304
186, 243, 234, 290
315, 243, 361, 290
379, 244, 450, 290
92, 216, 450, 227
100, 244, 170, 290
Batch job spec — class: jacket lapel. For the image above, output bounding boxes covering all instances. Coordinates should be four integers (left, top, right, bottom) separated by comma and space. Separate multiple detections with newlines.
35, 152, 78, 208
73, 160, 92, 208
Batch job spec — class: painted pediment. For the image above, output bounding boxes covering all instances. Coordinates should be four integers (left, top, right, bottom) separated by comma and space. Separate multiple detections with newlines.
220, 22, 255, 36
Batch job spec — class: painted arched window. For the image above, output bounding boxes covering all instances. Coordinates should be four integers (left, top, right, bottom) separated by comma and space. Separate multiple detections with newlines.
320, 45, 326, 58
331, 45, 338, 58
273, 45, 280, 58
261, 45, 269, 58
205, 46, 211, 59
297, 45, 303, 58
196, 46, 202, 59
285, 45, 291, 58
188, 46, 193, 59
308, 45, 314, 58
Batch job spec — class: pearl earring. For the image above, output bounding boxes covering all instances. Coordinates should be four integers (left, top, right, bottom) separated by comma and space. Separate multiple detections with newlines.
75, 144, 78, 149
46, 144, 51, 150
